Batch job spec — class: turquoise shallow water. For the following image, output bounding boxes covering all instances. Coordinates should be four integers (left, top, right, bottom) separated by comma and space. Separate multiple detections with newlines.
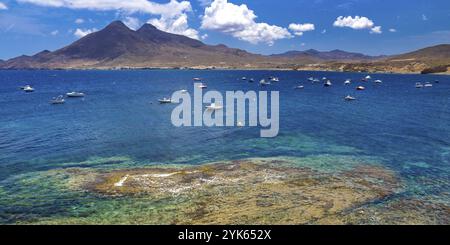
0, 70, 449, 223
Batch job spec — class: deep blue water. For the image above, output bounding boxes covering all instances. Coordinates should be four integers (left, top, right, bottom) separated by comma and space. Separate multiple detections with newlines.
0, 70, 449, 222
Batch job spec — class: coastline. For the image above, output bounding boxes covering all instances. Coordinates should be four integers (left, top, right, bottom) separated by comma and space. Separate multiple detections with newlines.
1, 66, 449, 75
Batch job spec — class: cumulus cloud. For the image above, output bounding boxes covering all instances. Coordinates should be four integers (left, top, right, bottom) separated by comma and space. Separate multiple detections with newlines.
288, 23, 315, 36
200, 0, 292, 45
50, 30, 59, 35
201, 33, 208, 40
149, 13, 199, 39
333, 16, 374, 29
18, 0, 199, 39
389, 28, 397, 33
333, 15, 382, 34
0, 2, 7, 10
74, 28, 98, 38
123, 16, 141, 30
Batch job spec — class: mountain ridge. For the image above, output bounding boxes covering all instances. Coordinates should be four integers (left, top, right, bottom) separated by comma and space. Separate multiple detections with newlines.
0, 20, 449, 74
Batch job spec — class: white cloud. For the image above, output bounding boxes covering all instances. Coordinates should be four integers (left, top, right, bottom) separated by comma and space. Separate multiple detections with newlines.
74, 28, 98, 38
75, 18, 84, 24
18, 0, 199, 39
123, 16, 141, 30
201, 33, 208, 40
149, 13, 199, 39
333, 16, 374, 29
422, 14, 428, 21
288, 23, 315, 36
200, 0, 292, 45
370, 26, 382, 34
50, 30, 59, 35
321, 29, 327, 34
389, 28, 397, 33
333, 16, 382, 34
0, 2, 7, 10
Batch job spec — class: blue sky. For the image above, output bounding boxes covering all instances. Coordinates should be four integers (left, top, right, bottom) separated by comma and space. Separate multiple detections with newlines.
0, 0, 449, 60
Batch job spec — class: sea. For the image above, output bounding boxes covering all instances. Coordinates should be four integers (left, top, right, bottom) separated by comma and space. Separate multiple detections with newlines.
0, 69, 449, 224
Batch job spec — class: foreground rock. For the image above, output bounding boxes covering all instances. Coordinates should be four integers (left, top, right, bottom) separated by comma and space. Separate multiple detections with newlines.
63, 158, 405, 224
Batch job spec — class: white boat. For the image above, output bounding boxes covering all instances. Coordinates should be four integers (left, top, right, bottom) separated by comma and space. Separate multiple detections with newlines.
312, 78, 320, 83
193, 78, 202, 81
324, 80, 332, 87
66, 92, 85, 97
242, 77, 247, 81
344, 79, 351, 85
424, 82, 433, 88
50, 95, 65, 104
260, 79, 271, 86
270, 77, 280, 82
158, 98, 173, 104
415, 82, 423, 88
308, 77, 314, 81
374, 80, 383, 84
198, 83, 208, 89
322, 77, 327, 81
23, 85, 35, 93
249, 78, 255, 83
362, 75, 371, 82
295, 85, 305, 89
205, 103, 223, 110
356, 86, 366, 90
345, 95, 356, 101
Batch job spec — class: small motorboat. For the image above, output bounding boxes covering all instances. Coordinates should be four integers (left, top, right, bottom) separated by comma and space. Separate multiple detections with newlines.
308, 77, 314, 82
345, 95, 356, 101
158, 98, 173, 104
66, 92, 85, 97
193, 78, 202, 81
249, 78, 255, 83
205, 103, 223, 110
322, 77, 327, 81
415, 82, 423, 88
312, 78, 320, 83
374, 80, 383, 84
356, 86, 366, 90
269, 76, 280, 82
50, 95, 65, 104
295, 85, 305, 90
260, 79, 271, 86
344, 79, 351, 85
23, 85, 35, 93
198, 83, 208, 89
362, 75, 372, 82
242, 77, 247, 81
424, 82, 433, 88
324, 80, 332, 87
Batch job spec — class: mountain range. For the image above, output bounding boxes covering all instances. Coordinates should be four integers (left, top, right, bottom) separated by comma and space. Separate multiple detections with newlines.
0, 20, 449, 74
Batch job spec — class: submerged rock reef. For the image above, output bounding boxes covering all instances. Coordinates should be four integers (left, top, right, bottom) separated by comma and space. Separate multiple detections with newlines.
4, 157, 448, 225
